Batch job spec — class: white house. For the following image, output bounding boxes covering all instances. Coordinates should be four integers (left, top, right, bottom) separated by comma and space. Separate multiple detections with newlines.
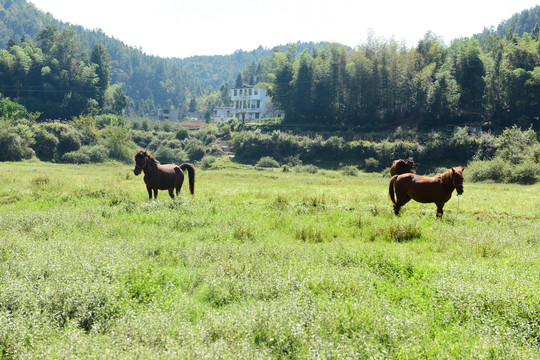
212, 106, 234, 122
230, 86, 282, 121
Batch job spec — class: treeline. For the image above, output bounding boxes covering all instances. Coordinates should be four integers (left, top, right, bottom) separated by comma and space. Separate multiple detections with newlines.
268, 28, 540, 131
229, 126, 540, 184
0, 26, 126, 119
0, 0, 197, 117
0, 98, 221, 164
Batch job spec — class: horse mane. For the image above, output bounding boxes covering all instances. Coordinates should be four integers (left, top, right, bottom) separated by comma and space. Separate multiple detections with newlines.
146, 152, 161, 165
440, 167, 463, 187
440, 169, 453, 184
135, 150, 160, 165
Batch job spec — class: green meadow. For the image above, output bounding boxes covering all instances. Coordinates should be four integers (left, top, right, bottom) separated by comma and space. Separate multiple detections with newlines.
0, 159, 539, 359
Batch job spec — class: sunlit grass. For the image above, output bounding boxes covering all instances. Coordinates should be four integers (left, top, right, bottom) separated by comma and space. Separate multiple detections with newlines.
0, 159, 539, 358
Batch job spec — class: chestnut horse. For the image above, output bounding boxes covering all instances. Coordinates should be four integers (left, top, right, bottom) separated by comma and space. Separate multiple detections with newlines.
133, 150, 195, 200
389, 167, 464, 217
390, 159, 419, 176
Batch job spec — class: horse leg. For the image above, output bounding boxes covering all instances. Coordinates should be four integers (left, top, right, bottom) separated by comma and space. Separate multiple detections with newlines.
146, 186, 153, 200
394, 194, 411, 215
168, 188, 175, 199
153, 188, 158, 200
436, 203, 444, 217
174, 168, 184, 196
176, 176, 184, 196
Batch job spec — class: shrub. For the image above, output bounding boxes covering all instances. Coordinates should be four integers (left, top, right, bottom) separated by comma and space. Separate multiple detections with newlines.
341, 165, 359, 176
104, 126, 135, 163
364, 157, 380, 172
295, 164, 318, 174
256, 156, 280, 168
61, 151, 90, 164
0, 99, 31, 120
183, 138, 205, 162
0, 131, 34, 161
94, 114, 126, 129
175, 127, 189, 140
496, 125, 538, 164
153, 145, 188, 164
32, 127, 59, 161
467, 158, 513, 183
82, 145, 108, 163
508, 160, 540, 184
283, 155, 302, 167
200, 155, 217, 170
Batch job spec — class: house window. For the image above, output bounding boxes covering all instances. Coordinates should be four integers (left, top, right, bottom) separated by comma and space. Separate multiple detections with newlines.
249, 89, 252, 95
233, 89, 237, 96
255, 113, 260, 119
254, 90, 258, 95
256, 100, 260, 108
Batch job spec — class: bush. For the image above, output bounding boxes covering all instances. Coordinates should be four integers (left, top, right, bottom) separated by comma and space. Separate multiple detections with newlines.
255, 156, 280, 168
0, 99, 31, 120
467, 158, 516, 183
61, 151, 91, 164
0, 131, 34, 161
82, 145, 108, 163
364, 157, 380, 172
94, 114, 126, 129
341, 165, 359, 176
295, 164, 319, 174
200, 155, 217, 170
508, 160, 540, 184
105, 126, 135, 163
496, 125, 538, 164
153, 145, 188, 164
175, 127, 189, 141
32, 127, 59, 161
183, 138, 205, 162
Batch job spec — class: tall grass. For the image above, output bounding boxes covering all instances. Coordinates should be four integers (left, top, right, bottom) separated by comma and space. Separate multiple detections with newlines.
0, 159, 539, 358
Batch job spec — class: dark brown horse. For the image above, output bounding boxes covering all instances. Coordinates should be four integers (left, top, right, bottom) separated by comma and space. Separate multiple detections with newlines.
389, 167, 464, 217
390, 159, 419, 176
133, 150, 195, 200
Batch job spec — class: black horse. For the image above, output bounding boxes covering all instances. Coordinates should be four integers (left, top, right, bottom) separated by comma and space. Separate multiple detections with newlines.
133, 150, 195, 200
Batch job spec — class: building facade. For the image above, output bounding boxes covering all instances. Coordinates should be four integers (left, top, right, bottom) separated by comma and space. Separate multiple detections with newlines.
156, 108, 178, 121
212, 106, 234, 123
211, 86, 282, 123
230, 86, 281, 121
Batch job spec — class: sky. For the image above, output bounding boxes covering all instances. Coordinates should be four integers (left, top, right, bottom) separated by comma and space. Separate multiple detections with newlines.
29, 0, 540, 59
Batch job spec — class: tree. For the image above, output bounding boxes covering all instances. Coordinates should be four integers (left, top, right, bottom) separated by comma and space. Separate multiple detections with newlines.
269, 51, 294, 122
90, 44, 111, 109
234, 73, 243, 88
452, 38, 486, 110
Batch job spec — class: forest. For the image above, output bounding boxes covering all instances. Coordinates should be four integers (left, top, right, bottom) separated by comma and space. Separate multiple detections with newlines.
266, 29, 540, 131
1, 0, 539, 130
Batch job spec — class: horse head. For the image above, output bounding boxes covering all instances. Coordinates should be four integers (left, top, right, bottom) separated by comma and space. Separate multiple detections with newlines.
451, 167, 465, 195
133, 151, 148, 176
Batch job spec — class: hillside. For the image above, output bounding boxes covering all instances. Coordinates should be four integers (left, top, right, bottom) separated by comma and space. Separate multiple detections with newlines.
1, 0, 539, 120
0, 0, 275, 116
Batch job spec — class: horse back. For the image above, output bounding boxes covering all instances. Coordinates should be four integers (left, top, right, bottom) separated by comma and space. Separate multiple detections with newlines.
394, 173, 448, 204
152, 164, 183, 190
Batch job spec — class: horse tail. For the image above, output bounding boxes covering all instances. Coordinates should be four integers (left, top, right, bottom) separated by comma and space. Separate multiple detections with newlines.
179, 163, 195, 196
389, 175, 398, 205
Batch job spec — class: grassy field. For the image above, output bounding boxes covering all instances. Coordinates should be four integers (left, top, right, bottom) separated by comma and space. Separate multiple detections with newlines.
0, 159, 539, 359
